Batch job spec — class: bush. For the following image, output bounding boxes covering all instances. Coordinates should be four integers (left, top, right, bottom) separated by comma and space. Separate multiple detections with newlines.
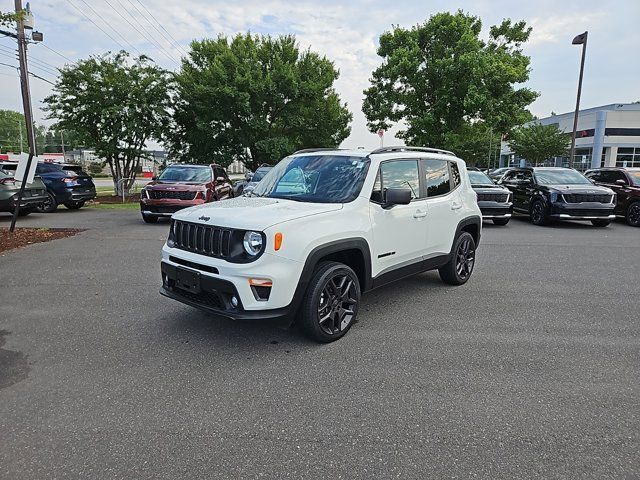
87, 163, 103, 175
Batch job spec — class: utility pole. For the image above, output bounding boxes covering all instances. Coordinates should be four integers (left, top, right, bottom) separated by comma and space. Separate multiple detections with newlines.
10, 0, 37, 232
569, 31, 588, 170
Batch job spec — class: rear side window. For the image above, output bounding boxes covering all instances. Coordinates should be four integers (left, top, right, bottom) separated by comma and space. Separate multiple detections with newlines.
585, 171, 601, 182
450, 161, 461, 188
371, 160, 420, 201
214, 167, 227, 180
423, 159, 450, 197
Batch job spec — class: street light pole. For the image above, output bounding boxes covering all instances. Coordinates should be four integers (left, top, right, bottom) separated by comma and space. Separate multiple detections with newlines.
569, 31, 588, 169
9, 0, 37, 232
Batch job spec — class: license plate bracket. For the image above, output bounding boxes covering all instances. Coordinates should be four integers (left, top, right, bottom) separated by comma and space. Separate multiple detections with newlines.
175, 267, 201, 294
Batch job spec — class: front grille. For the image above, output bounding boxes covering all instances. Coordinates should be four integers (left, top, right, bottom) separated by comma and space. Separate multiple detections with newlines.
149, 190, 196, 200
167, 283, 226, 310
557, 208, 613, 217
477, 192, 509, 202
172, 220, 232, 258
562, 193, 613, 204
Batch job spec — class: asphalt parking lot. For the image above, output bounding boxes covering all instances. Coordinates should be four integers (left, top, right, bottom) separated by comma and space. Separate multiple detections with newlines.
1, 209, 638, 479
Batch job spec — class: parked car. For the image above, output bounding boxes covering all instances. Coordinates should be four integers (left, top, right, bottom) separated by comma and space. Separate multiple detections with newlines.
0, 161, 96, 212
139, 163, 234, 223
499, 167, 616, 226
488, 167, 512, 182
585, 167, 640, 227
159, 146, 481, 342
468, 168, 513, 225
0, 169, 48, 215
242, 165, 272, 196
233, 171, 253, 196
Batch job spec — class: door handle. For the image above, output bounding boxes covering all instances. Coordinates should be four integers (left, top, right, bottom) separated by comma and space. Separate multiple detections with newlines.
413, 209, 427, 218
451, 201, 462, 210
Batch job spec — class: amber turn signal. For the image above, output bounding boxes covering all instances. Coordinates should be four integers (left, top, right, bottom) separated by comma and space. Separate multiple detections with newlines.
249, 278, 273, 287
274, 232, 283, 251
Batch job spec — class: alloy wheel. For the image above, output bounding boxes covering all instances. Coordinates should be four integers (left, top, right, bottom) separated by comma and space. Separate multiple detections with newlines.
317, 274, 358, 335
455, 236, 475, 280
629, 203, 640, 226
531, 202, 544, 224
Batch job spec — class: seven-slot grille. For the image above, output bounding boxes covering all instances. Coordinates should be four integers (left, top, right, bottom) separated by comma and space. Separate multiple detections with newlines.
172, 220, 231, 258
562, 193, 613, 204
476, 192, 509, 202
149, 190, 197, 200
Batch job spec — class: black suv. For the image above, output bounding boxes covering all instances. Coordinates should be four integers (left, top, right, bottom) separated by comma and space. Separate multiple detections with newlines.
499, 167, 616, 226
585, 167, 640, 227
468, 168, 513, 225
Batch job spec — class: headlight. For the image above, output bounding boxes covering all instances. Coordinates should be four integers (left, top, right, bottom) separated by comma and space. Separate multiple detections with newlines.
243, 231, 263, 256
167, 220, 176, 247
141, 188, 149, 199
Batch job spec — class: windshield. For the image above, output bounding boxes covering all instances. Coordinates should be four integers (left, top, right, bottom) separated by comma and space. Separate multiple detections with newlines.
251, 168, 270, 183
251, 155, 370, 203
534, 169, 592, 185
468, 170, 494, 185
159, 166, 211, 183
628, 170, 640, 186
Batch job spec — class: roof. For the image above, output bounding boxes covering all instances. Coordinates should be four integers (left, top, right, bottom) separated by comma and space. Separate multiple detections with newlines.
292, 146, 458, 160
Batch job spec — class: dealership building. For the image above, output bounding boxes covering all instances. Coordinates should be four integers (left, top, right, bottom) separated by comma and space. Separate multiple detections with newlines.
500, 103, 640, 171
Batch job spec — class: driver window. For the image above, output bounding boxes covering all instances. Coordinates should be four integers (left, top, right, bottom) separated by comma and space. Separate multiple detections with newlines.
371, 160, 420, 202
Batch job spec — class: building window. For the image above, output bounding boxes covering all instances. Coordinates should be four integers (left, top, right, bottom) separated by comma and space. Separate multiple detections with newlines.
616, 147, 640, 167
572, 148, 592, 171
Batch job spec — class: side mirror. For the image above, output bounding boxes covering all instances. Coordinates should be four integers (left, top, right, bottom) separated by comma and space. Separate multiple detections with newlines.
383, 188, 412, 208
615, 179, 627, 186
151, 176, 158, 181
216, 176, 226, 182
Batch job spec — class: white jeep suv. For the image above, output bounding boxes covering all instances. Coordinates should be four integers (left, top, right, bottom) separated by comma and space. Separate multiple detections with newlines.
160, 147, 481, 342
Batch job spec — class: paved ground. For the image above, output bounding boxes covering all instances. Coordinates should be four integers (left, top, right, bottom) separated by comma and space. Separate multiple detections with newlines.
1, 209, 638, 479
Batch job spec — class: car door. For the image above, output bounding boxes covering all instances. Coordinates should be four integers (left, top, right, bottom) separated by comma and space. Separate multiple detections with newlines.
502, 170, 531, 212
599, 170, 629, 213
368, 159, 427, 276
422, 158, 459, 256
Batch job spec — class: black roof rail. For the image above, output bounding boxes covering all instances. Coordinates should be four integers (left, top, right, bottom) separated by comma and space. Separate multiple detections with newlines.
292, 148, 345, 155
369, 146, 455, 156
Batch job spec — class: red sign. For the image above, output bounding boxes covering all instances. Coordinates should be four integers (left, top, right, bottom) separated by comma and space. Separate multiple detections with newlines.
377, 129, 384, 138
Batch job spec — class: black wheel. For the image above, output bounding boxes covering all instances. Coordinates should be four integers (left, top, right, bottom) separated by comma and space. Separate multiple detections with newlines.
530, 199, 549, 226
626, 202, 640, 227
439, 232, 476, 286
64, 201, 85, 210
591, 219, 611, 227
142, 213, 158, 224
36, 192, 58, 213
492, 217, 510, 226
300, 261, 360, 343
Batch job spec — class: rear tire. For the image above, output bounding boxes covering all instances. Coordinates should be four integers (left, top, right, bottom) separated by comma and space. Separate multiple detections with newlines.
529, 199, 549, 226
492, 218, 510, 226
300, 261, 360, 343
36, 192, 58, 213
142, 213, 158, 224
626, 202, 640, 227
439, 232, 476, 286
64, 201, 85, 210
591, 219, 611, 227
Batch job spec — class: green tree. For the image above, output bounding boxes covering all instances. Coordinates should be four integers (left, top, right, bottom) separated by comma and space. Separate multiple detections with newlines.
0, 110, 27, 153
0, 11, 20, 27
508, 123, 570, 165
443, 122, 502, 168
44, 51, 172, 193
363, 11, 537, 151
170, 34, 352, 170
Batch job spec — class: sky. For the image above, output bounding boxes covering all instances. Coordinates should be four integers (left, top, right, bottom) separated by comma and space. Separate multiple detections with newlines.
0, 0, 638, 151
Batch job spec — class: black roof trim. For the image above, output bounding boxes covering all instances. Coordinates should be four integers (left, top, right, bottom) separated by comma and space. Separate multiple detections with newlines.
292, 148, 345, 155
369, 146, 455, 156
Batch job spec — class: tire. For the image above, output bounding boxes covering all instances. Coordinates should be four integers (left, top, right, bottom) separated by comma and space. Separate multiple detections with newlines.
529, 199, 549, 226
492, 218, 510, 226
64, 201, 85, 210
626, 202, 640, 227
142, 213, 158, 224
300, 261, 360, 343
591, 219, 611, 227
36, 192, 58, 213
438, 232, 476, 286
17, 208, 31, 217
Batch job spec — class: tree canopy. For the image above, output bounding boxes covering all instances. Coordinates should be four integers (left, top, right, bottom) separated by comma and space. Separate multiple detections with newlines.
169, 34, 352, 170
44, 51, 172, 192
508, 123, 570, 165
363, 11, 538, 158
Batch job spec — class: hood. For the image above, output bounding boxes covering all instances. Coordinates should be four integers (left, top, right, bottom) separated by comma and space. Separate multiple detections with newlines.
172, 196, 343, 230
544, 184, 614, 195
146, 181, 205, 190
471, 184, 509, 193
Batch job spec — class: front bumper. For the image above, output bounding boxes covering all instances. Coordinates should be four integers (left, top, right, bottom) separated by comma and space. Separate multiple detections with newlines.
549, 201, 615, 220
140, 199, 205, 217
0, 192, 48, 211
477, 201, 513, 219
57, 187, 97, 203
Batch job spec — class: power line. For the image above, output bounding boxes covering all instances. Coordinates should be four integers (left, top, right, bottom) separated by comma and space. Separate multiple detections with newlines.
39, 43, 73, 63
134, 0, 188, 57
29, 71, 56, 85
128, 0, 185, 60
64, 0, 130, 52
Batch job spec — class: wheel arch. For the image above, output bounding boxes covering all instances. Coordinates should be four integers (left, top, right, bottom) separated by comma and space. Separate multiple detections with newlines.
454, 215, 481, 250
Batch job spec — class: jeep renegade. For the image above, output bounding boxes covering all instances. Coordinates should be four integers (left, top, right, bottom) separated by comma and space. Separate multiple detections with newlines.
160, 147, 481, 342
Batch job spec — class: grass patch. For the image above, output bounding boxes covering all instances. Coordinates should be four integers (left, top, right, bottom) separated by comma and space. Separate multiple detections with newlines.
87, 202, 139, 210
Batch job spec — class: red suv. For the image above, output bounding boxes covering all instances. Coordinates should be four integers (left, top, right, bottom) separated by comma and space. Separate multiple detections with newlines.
585, 167, 640, 226
139, 164, 234, 223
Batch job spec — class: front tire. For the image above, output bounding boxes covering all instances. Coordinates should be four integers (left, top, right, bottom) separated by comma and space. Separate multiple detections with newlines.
530, 199, 549, 226
591, 219, 611, 227
492, 217, 510, 226
300, 261, 360, 343
36, 192, 58, 213
439, 232, 476, 286
142, 213, 158, 224
626, 202, 640, 227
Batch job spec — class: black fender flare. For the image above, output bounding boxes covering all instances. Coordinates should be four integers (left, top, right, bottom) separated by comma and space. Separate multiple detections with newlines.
452, 215, 482, 253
